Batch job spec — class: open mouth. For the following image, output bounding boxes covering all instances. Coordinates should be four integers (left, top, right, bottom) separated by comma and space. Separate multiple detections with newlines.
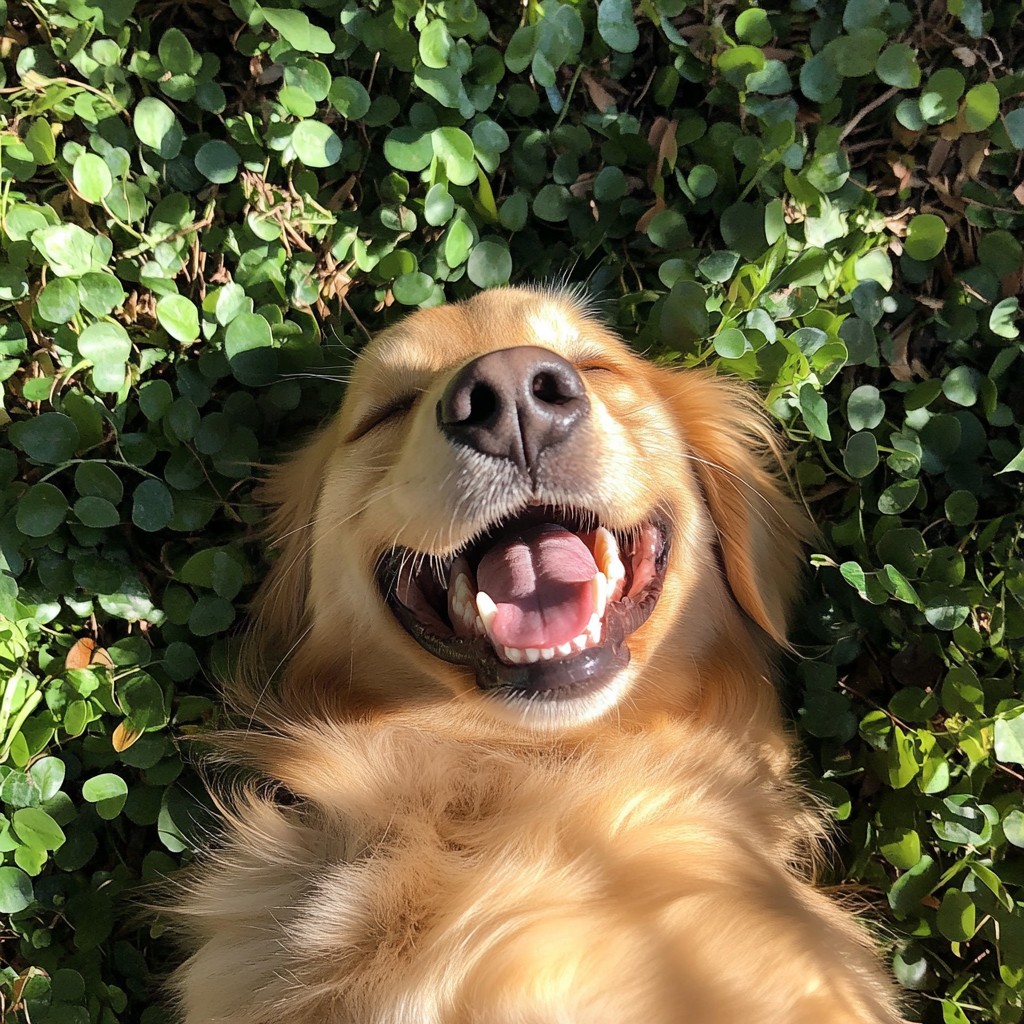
377, 507, 669, 704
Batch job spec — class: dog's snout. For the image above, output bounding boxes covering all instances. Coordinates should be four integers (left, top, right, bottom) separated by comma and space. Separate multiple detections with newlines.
437, 346, 589, 471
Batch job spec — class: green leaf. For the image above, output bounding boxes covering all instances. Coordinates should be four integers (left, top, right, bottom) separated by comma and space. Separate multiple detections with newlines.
888, 855, 937, 916
432, 127, 478, 186
936, 889, 976, 941
291, 120, 342, 168
133, 96, 183, 159
0, 866, 33, 913
920, 69, 965, 125
843, 431, 879, 478
194, 140, 239, 184
798, 384, 831, 440
156, 294, 200, 343
32, 224, 107, 278
997, 447, 1024, 474
994, 714, 1024, 765
9, 413, 79, 464
392, 272, 434, 306
660, 281, 709, 348
989, 297, 1019, 339
132, 479, 174, 532
597, 0, 639, 53
12, 807, 65, 851
261, 7, 333, 54
847, 384, 885, 430
37, 278, 80, 324
878, 478, 920, 515
466, 239, 512, 288
419, 19, 452, 68
712, 328, 747, 359
875, 43, 920, 88
1004, 809, 1024, 848
28, 757, 65, 801
82, 773, 129, 820
963, 82, 999, 132
17, 483, 69, 537
904, 214, 947, 261
735, 8, 772, 45
328, 77, 371, 120
158, 26, 195, 74
384, 128, 433, 172
72, 153, 113, 204
224, 311, 273, 360
941, 365, 978, 407
1004, 108, 1024, 149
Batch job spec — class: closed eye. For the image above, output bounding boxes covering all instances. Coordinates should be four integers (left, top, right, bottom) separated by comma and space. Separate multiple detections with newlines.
347, 395, 417, 441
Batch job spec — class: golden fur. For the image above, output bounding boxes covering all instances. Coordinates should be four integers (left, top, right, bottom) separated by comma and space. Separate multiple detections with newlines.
167, 288, 899, 1023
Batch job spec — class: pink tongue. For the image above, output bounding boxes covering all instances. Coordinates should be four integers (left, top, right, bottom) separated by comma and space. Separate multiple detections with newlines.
476, 524, 597, 649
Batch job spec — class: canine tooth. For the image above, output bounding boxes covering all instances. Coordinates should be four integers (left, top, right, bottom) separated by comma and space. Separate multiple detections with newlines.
474, 616, 485, 635
463, 605, 478, 632
591, 571, 608, 619
556, 641, 574, 657
476, 591, 498, 635
586, 614, 602, 644
539, 647, 555, 660
594, 527, 619, 573
504, 646, 525, 664
524, 648, 541, 663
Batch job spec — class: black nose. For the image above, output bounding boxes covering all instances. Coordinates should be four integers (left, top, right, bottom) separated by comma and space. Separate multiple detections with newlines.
437, 346, 589, 472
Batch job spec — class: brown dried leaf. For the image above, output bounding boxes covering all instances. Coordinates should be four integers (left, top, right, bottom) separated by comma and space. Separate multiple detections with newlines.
66, 637, 97, 670
635, 196, 666, 233
580, 70, 616, 113
112, 721, 143, 753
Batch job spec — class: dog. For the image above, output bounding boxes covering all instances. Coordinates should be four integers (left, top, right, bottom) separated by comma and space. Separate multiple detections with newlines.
167, 287, 900, 1023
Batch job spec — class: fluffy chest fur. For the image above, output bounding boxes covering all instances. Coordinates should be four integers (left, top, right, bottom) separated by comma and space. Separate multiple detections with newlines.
171, 715, 894, 1024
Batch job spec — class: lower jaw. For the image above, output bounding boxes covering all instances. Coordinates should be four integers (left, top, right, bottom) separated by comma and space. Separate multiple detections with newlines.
478, 655, 635, 729
474, 641, 631, 701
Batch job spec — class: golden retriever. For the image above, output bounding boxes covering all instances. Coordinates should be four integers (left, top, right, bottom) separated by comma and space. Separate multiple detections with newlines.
167, 287, 899, 1023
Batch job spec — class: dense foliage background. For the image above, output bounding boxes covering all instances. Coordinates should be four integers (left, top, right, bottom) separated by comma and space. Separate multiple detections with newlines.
0, 0, 1022, 1020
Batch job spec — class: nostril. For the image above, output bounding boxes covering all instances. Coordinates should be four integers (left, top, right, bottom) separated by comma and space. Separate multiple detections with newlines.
531, 370, 577, 406
466, 382, 498, 425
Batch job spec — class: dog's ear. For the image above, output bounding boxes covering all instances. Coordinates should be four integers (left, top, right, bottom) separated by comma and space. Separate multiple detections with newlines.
249, 426, 339, 660
654, 368, 812, 645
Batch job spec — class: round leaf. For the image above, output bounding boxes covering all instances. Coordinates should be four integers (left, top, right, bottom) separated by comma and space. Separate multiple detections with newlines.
904, 214, 947, 261
72, 153, 113, 204
0, 867, 33, 913
466, 239, 512, 288
17, 483, 69, 537
194, 141, 239, 184
156, 294, 200, 343
133, 97, 183, 159
291, 121, 342, 168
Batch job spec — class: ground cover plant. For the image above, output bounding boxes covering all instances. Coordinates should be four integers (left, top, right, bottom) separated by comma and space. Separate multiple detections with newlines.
0, 0, 1022, 1020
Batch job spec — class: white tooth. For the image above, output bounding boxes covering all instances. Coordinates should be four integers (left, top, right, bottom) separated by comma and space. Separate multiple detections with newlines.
595, 527, 620, 574
591, 572, 607, 619
452, 595, 465, 619
505, 646, 524, 664
476, 591, 498, 635
540, 647, 555, 660
474, 616, 485, 635
556, 641, 574, 657
455, 573, 473, 604
571, 633, 588, 652
586, 614, 602, 644
463, 605, 477, 632
524, 648, 540, 663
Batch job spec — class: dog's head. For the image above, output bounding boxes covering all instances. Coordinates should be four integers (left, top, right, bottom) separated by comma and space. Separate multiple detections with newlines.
245, 288, 809, 736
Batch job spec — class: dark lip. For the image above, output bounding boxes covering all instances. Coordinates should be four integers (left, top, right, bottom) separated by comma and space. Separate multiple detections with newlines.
376, 507, 670, 703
